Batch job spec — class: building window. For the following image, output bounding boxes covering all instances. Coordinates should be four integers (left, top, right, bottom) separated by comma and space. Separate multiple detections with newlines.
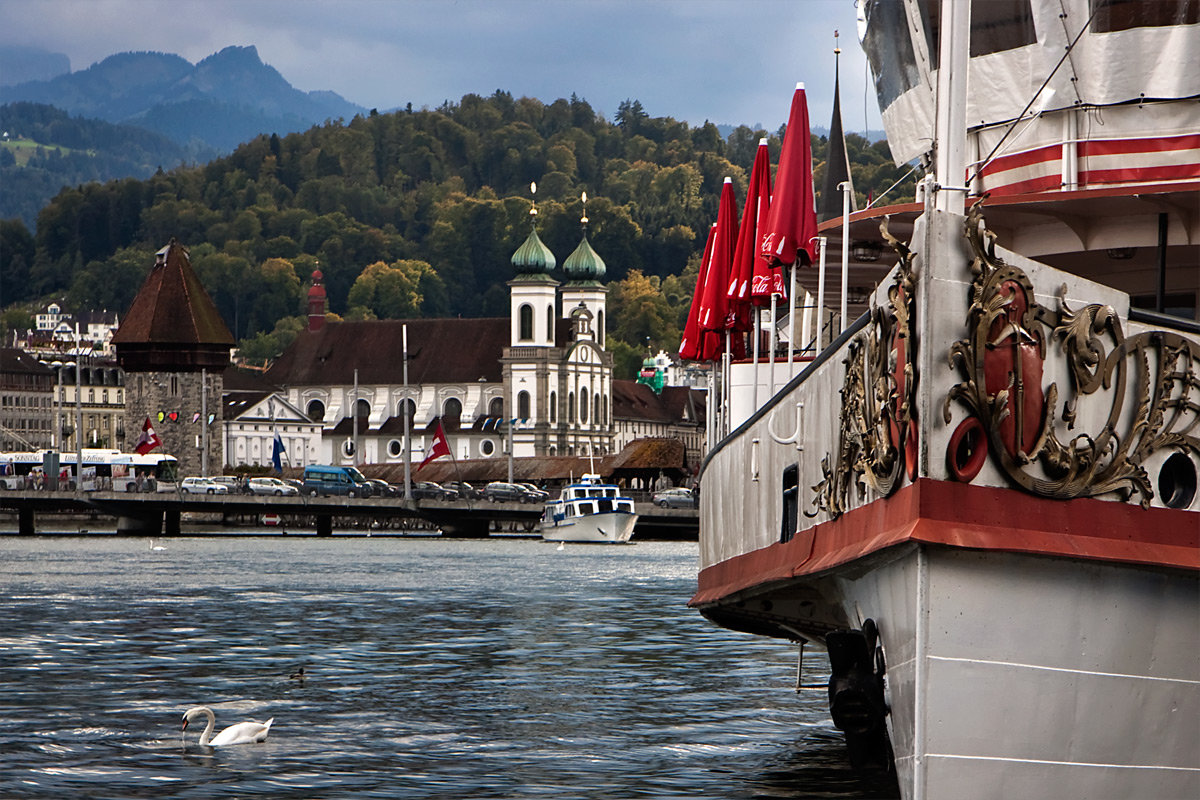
597, 309, 604, 347
398, 398, 417, 427
546, 304, 554, 341
594, 394, 600, 426
580, 387, 589, 423
550, 391, 557, 423
489, 397, 504, 417
306, 399, 325, 421
443, 397, 462, 427
170, 376, 179, 395
518, 391, 531, 420
481, 439, 495, 456
387, 439, 403, 457
519, 304, 534, 341
568, 391, 575, 423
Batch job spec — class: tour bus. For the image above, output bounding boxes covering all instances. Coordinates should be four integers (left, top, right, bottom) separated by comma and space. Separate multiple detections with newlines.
0, 449, 180, 492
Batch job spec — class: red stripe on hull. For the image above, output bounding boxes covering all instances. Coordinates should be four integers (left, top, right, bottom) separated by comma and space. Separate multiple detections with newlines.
691, 478, 1198, 607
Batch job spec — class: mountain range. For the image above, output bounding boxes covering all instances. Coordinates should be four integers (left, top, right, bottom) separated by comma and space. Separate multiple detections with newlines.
0, 45, 367, 152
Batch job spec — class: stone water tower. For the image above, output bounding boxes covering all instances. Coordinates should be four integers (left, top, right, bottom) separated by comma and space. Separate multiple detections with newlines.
112, 239, 234, 477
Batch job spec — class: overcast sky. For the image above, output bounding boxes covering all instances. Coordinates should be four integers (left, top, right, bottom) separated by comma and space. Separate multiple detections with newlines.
0, 0, 883, 135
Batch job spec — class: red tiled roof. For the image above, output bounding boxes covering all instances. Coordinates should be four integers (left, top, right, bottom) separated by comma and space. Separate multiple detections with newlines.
611, 379, 704, 424
266, 318, 509, 386
112, 240, 234, 347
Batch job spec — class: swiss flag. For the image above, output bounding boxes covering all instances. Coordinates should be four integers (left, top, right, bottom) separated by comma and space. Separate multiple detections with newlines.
135, 417, 161, 455
417, 420, 451, 471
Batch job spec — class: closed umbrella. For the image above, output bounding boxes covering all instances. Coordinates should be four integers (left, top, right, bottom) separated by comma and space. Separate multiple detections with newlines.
757, 83, 819, 391
697, 177, 739, 341
728, 138, 773, 405
678, 223, 717, 361
758, 82, 819, 270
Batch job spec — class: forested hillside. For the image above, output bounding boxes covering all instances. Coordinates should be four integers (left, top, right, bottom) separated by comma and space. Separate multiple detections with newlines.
0, 102, 196, 228
0, 91, 915, 375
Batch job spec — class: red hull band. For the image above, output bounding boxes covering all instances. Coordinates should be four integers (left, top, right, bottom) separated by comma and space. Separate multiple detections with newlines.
691, 478, 1199, 607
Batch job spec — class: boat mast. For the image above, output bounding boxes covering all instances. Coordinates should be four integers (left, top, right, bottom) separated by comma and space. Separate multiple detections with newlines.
932, 0, 971, 213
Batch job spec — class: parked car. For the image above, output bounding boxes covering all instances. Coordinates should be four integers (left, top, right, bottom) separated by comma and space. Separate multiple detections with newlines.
365, 478, 398, 497
180, 477, 229, 495
210, 475, 243, 494
484, 481, 530, 503
652, 487, 696, 508
302, 465, 374, 497
516, 482, 550, 503
247, 477, 299, 496
411, 481, 455, 501
443, 480, 480, 499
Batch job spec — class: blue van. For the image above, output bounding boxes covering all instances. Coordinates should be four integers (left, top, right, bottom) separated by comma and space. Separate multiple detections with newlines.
302, 465, 374, 497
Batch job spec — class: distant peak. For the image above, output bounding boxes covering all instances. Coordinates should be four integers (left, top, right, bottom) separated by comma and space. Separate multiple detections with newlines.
197, 45, 262, 67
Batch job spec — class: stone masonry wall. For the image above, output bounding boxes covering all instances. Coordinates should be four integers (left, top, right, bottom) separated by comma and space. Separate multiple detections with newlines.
123, 370, 224, 477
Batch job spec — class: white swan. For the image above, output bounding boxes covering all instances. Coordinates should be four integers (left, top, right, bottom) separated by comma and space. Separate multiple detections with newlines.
182, 706, 273, 746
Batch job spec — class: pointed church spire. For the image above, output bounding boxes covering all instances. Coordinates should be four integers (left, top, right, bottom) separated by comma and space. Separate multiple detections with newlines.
819, 30, 857, 223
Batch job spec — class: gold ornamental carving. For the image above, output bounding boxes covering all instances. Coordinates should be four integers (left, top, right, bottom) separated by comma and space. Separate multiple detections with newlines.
944, 201, 1200, 507
810, 219, 918, 519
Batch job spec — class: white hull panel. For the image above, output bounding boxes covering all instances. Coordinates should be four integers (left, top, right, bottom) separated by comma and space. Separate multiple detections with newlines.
829, 546, 1199, 800
541, 512, 637, 543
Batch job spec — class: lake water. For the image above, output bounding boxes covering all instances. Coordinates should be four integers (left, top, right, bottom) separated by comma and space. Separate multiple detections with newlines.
0, 534, 899, 799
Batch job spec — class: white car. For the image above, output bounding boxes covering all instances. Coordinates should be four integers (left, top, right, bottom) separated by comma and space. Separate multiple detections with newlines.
180, 477, 229, 495
247, 477, 299, 496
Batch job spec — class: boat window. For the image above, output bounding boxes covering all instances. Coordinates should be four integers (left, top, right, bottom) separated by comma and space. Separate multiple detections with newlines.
920, 0, 1036, 63
1092, 0, 1198, 32
579, 502, 594, 515
781, 464, 800, 543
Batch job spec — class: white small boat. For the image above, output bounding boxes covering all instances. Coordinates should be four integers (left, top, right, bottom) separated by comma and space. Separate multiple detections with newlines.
541, 474, 638, 544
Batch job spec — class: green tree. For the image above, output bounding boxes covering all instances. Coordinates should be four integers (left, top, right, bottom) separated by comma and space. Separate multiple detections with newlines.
347, 259, 446, 319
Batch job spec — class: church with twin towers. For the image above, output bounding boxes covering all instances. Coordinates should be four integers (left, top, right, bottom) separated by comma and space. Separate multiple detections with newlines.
264, 193, 617, 467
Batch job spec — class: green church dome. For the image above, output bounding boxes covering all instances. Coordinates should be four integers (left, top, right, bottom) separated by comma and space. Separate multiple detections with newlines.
563, 234, 606, 282
511, 227, 556, 275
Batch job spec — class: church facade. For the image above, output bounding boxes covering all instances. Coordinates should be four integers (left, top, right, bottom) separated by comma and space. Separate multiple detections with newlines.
265, 206, 616, 469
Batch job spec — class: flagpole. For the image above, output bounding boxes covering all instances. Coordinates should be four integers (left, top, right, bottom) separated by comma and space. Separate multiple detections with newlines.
768, 296, 777, 396
787, 265, 797, 378
74, 323, 82, 494
352, 368, 359, 469
201, 367, 208, 477
816, 232, 827, 352
751, 307, 760, 411
402, 324, 411, 501
840, 182, 851, 335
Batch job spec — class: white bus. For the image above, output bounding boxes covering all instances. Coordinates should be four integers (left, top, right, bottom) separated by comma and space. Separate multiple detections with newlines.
0, 449, 180, 492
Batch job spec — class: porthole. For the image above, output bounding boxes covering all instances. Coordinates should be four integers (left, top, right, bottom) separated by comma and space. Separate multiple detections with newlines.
387, 439, 403, 457
481, 439, 496, 457
1158, 453, 1197, 510
341, 438, 355, 458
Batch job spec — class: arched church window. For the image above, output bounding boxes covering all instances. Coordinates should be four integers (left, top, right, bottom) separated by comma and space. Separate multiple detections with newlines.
546, 305, 554, 341
355, 399, 371, 418
568, 392, 575, 423
489, 397, 504, 417
594, 394, 600, 426
307, 399, 326, 422
518, 391, 531, 420
580, 387, 589, 423
397, 398, 417, 428
549, 391, 557, 423
443, 397, 462, 428
597, 309, 604, 347
519, 304, 534, 341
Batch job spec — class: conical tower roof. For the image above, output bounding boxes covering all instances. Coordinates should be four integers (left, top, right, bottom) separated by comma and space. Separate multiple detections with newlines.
113, 239, 234, 371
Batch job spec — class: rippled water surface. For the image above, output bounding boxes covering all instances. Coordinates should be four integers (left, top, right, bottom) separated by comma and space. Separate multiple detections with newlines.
0, 536, 898, 798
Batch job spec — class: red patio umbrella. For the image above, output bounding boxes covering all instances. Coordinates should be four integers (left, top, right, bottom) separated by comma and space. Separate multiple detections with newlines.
728, 138, 772, 321
697, 178, 742, 360
758, 83, 819, 273
678, 223, 717, 361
